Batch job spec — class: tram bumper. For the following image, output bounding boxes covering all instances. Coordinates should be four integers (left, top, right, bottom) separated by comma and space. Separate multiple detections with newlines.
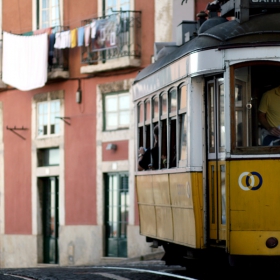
230, 231, 280, 255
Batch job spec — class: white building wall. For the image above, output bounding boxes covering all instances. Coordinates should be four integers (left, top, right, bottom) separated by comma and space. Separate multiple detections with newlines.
155, 0, 195, 43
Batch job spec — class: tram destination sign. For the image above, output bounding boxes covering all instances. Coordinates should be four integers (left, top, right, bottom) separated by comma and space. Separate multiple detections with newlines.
250, 0, 280, 5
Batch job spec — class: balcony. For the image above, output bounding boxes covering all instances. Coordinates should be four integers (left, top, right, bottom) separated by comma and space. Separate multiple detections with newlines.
80, 11, 141, 74
48, 26, 70, 80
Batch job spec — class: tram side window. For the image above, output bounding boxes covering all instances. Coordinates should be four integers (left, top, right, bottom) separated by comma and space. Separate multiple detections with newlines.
169, 88, 177, 168
218, 82, 225, 152
179, 85, 187, 166
161, 93, 168, 168
138, 102, 144, 148
137, 98, 159, 171
152, 96, 159, 167
145, 99, 151, 149
208, 82, 215, 153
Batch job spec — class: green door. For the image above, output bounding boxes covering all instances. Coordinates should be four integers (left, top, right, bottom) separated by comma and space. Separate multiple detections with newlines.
42, 176, 59, 264
105, 173, 129, 257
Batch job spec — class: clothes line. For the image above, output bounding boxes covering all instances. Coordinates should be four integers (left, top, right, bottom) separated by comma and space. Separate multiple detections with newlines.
1, 14, 128, 91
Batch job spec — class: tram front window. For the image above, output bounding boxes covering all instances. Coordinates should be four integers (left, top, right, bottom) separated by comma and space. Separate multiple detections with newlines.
233, 64, 280, 152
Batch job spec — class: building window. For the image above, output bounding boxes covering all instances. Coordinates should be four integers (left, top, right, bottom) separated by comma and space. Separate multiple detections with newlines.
37, 100, 60, 136
37, 147, 60, 166
105, 0, 130, 15
37, 0, 62, 29
104, 92, 130, 130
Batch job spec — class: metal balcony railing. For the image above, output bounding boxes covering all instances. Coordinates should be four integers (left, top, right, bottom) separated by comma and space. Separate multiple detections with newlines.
81, 10, 141, 64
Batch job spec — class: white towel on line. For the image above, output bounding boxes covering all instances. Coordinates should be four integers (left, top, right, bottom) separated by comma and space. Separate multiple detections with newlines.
2, 31, 48, 91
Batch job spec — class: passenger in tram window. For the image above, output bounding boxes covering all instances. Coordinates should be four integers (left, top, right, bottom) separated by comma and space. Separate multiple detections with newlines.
138, 125, 159, 170
258, 85, 280, 146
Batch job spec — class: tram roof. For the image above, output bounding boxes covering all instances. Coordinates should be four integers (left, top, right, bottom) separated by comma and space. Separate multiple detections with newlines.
134, 12, 280, 84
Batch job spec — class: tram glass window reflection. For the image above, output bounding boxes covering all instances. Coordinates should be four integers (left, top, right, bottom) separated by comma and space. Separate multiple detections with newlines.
152, 96, 159, 120
161, 92, 167, 116
219, 83, 225, 151
138, 102, 144, 148
169, 88, 177, 168
220, 165, 226, 224
179, 85, 187, 164
234, 66, 256, 148
208, 82, 215, 153
161, 93, 167, 168
145, 99, 151, 149
169, 88, 177, 114
235, 82, 245, 147
152, 96, 159, 168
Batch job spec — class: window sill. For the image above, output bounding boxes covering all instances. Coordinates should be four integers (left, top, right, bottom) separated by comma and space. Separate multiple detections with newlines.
80, 57, 141, 74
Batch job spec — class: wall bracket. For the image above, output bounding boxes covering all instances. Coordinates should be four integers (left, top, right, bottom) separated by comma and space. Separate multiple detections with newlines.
56, 117, 71, 125
6, 126, 28, 140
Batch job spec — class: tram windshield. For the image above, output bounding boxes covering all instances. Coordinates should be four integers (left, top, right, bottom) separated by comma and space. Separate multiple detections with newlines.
233, 63, 280, 153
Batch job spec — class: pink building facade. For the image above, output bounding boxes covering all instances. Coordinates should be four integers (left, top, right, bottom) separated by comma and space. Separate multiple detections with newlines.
0, 0, 209, 267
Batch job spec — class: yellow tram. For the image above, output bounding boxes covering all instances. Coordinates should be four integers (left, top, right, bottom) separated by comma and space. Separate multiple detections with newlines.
133, 1, 280, 266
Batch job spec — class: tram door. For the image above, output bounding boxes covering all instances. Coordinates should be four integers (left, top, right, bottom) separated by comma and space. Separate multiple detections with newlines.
207, 77, 226, 242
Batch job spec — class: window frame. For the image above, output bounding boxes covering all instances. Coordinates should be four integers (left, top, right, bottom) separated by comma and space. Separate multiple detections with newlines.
104, 0, 131, 15
37, 147, 60, 167
231, 61, 280, 155
136, 81, 188, 172
37, 99, 61, 138
35, 0, 63, 30
103, 91, 130, 131
178, 83, 187, 167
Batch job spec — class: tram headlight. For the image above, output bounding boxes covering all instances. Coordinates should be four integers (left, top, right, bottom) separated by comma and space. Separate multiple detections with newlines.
266, 237, 278, 249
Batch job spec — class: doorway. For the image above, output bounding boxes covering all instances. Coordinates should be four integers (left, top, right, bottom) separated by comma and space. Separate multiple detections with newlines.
206, 76, 226, 242
104, 173, 129, 257
38, 176, 59, 264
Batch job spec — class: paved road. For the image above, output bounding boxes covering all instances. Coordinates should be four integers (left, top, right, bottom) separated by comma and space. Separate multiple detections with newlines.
0, 259, 279, 280
0, 261, 192, 280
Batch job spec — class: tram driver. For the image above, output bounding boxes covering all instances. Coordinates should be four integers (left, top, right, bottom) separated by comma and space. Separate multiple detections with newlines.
258, 85, 280, 146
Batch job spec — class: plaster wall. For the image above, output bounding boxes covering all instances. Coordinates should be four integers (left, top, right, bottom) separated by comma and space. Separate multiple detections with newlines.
0, 235, 37, 268
59, 225, 103, 266
96, 77, 135, 229
155, 0, 173, 43
4, 90, 32, 235
127, 225, 163, 258
172, 0, 195, 42
3, 0, 32, 34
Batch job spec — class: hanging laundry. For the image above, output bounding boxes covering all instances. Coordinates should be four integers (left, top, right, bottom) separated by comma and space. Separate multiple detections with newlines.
70, 29, 77, 48
54, 32, 62, 49
78, 26, 84, 47
23, 31, 34, 36
33, 27, 52, 35
84, 24, 91, 47
2, 31, 48, 91
91, 21, 96, 39
60, 30, 71, 48
49, 33, 56, 68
